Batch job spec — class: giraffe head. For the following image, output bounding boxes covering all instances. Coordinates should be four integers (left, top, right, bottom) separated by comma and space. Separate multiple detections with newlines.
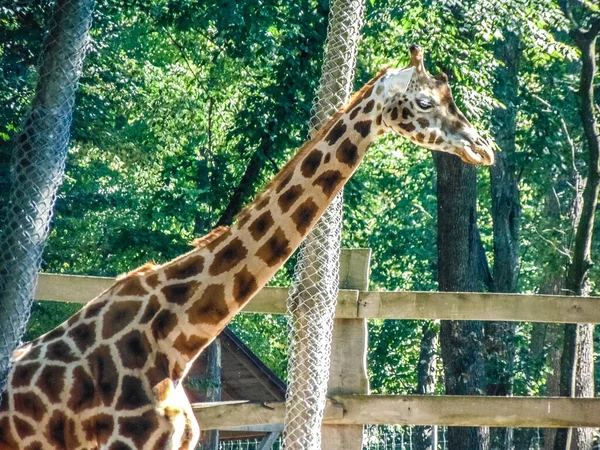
379, 45, 494, 165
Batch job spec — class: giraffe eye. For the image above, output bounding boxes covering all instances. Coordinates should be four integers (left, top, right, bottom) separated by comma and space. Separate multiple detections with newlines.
416, 98, 434, 110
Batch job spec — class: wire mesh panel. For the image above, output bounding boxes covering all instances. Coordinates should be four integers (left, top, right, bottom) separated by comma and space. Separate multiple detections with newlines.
0, 0, 94, 400
283, 0, 365, 449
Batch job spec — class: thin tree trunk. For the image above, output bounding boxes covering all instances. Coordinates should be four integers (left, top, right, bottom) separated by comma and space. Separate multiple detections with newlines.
488, 28, 522, 450
0, 0, 94, 398
414, 321, 439, 450
198, 340, 222, 450
553, 10, 600, 450
434, 152, 490, 450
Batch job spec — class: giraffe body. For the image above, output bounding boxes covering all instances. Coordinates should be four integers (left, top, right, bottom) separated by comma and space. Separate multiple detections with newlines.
0, 46, 493, 450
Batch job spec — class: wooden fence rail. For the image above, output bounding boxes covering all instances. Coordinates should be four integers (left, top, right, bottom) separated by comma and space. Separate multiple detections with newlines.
193, 396, 600, 430
35, 273, 600, 323
31, 249, 600, 438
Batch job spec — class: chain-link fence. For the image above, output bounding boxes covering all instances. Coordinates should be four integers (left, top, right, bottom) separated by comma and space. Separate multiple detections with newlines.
283, 0, 365, 449
199, 427, 553, 450
0, 0, 94, 401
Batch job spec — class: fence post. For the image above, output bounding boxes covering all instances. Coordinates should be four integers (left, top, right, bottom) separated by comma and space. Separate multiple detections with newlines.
322, 248, 371, 450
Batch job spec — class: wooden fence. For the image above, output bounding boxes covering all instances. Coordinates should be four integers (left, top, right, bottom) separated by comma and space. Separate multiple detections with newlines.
34, 249, 600, 450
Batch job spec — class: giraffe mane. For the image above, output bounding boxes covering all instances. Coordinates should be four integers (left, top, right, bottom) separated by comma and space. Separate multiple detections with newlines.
189, 225, 230, 248
234, 65, 391, 225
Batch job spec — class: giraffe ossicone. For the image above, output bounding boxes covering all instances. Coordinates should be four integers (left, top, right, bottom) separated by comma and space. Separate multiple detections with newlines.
0, 45, 493, 450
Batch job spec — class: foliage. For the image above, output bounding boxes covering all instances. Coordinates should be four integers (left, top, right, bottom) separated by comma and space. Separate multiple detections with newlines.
1, 0, 598, 409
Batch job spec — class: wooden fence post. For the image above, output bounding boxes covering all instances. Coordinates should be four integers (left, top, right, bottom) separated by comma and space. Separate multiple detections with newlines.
322, 248, 371, 450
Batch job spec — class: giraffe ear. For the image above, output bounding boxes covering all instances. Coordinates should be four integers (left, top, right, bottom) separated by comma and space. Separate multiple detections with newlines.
384, 66, 415, 95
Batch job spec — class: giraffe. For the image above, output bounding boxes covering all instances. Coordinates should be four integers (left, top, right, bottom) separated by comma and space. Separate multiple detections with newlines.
0, 45, 493, 450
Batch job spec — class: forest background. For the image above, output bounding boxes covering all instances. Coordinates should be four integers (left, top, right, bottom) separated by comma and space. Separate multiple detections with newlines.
1, 0, 599, 449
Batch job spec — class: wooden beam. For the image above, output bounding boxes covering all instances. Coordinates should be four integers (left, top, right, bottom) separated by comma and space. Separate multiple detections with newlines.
35, 274, 600, 323
193, 396, 600, 430
357, 291, 600, 323
323, 248, 371, 450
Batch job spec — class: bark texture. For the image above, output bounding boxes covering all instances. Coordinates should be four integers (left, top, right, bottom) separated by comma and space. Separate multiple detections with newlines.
434, 152, 489, 450
553, 7, 600, 450
414, 321, 439, 450
488, 28, 522, 450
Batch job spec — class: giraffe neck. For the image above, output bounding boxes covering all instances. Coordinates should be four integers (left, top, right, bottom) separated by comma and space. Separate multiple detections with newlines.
115, 78, 388, 379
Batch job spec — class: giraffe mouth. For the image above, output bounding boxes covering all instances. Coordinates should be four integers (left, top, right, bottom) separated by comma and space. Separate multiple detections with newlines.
459, 141, 494, 166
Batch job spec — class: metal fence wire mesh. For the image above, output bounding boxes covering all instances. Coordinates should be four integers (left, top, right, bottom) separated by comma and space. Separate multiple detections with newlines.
0, 0, 94, 401
283, 0, 365, 449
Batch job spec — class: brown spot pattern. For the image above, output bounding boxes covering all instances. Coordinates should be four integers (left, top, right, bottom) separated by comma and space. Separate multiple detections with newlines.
435, 135, 444, 145
301, 149, 323, 178
162, 281, 200, 306
233, 266, 258, 304
324, 154, 331, 164
187, 283, 228, 325
146, 273, 160, 289
68, 322, 96, 353
325, 120, 346, 146
249, 211, 275, 241
336, 139, 359, 167
102, 300, 141, 339
390, 107, 398, 120
117, 277, 148, 297
417, 118, 430, 128
376, 115, 383, 125
428, 133, 437, 144
278, 185, 304, 213
45, 410, 79, 450
402, 108, 414, 120
13, 416, 35, 438
117, 330, 151, 369
68, 366, 97, 412
13, 392, 46, 421
256, 196, 270, 210
0, 417, 17, 448
205, 229, 232, 251
11, 362, 40, 388
13, 417, 35, 439
84, 299, 108, 319
275, 172, 294, 194
36, 365, 65, 403
363, 99, 375, 113
119, 410, 158, 448
313, 170, 345, 197
140, 295, 160, 324
416, 133, 425, 143
399, 122, 416, 133
82, 414, 114, 445
354, 120, 371, 138
151, 310, 177, 340
256, 228, 291, 267
87, 345, 118, 406
165, 255, 204, 280
208, 238, 247, 276
116, 376, 151, 410
291, 198, 319, 235
349, 106, 361, 120
46, 341, 77, 363
146, 352, 170, 387
173, 333, 208, 359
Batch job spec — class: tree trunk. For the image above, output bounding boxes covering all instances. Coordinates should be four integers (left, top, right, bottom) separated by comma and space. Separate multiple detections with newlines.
0, 0, 94, 399
553, 13, 600, 450
434, 152, 489, 450
198, 340, 222, 450
488, 28, 522, 450
414, 321, 439, 450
